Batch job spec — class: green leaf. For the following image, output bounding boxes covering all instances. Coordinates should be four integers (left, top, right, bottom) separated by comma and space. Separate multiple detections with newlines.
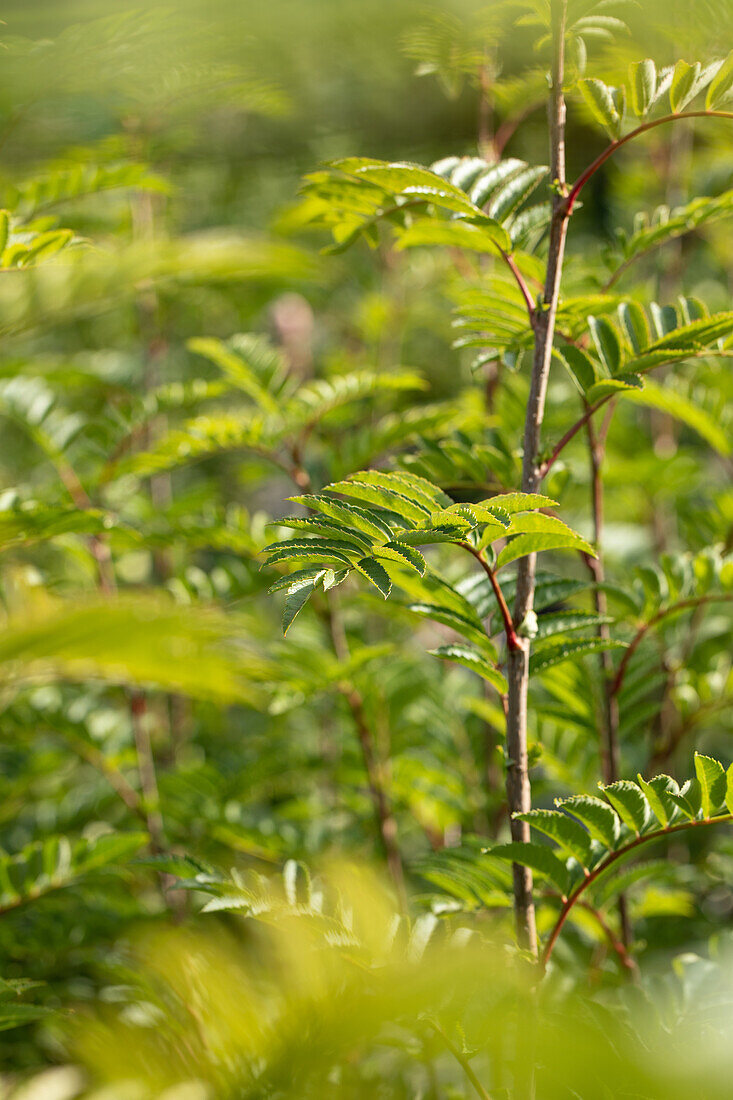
637, 774, 680, 827
514, 809, 592, 867
386, 470, 454, 510
355, 556, 392, 598
559, 794, 620, 849
374, 541, 427, 575
353, 469, 450, 512
649, 301, 679, 340
489, 841, 570, 895
534, 610, 610, 640
187, 337, 280, 414
468, 158, 529, 207
557, 345, 599, 392
707, 49, 733, 108
506, 512, 591, 542
263, 537, 361, 565
496, 530, 596, 570
509, 202, 552, 249
273, 515, 373, 551
578, 78, 622, 136
430, 502, 508, 535
395, 217, 511, 254
677, 777, 702, 819
408, 603, 498, 660
288, 495, 393, 543
586, 373, 644, 403
483, 492, 557, 513
429, 644, 507, 694
268, 567, 325, 594
530, 637, 624, 673
602, 781, 649, 835
486, 165, 548, 223
694, 753, 727, 818
334, 158, 484, 217
282, 576, 318, 634
646, 312, 733, 351
588, 315, 622, 374
629, 59, 656, 116
726, 763, 733, 815
618, 301, 650, 354
670, 60, 702, 113
326, 472, 432, 525
395, 524, 468, 546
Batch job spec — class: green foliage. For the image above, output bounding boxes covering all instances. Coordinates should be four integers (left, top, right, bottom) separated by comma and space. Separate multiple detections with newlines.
264, 470, 592, 642
0, 1, 731, 1093
479, 754, 733, 961
576, 53, 733, 137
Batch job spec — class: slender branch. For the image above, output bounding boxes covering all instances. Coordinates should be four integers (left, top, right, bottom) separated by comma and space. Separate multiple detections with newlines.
602, 238, 669, 292
341, 682, 407, 912
576, 901, 638, 976
610, 594, 733, 699
130, 692, 166, 856
493, 101, 544, 158
320, 598, 407, 910
540, 395, 611, 478
541, 813, 733, 971
541, 348, 733, 479
60, 730, 148, 825
428, 1020, 493, 1100
650, 696, 733, 771
504, 0, 569, 956
461, 543, 521, 651
566, 110, 733, 214
498, 247, 535, 320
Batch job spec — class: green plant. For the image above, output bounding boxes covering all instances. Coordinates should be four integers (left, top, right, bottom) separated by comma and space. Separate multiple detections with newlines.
0, 2, 732, 1095
267, 0, 733, 965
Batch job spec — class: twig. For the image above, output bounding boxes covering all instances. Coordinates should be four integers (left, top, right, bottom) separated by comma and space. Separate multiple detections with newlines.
130, 692, 166, 856
576, 901, 638, 976
320, 597, 407, 910
428, 1019, 493, 1100
565, 110, 733, 214
540, 348, 733, 480
650, 697, 733, 771
60, 730, 148, 825
461, 543, 521, 651
498, 248, 536, 320
541, 813, 733, 971
610, 594, 733, 699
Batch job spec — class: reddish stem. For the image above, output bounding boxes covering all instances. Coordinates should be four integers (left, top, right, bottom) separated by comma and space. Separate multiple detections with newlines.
463, 543, 522, 652
610, 594, 733, 699
498, 248, 535, 320
576, 901, 638, 975
566, 110, 733, 214
541, 813, 733, 971
540, 396, 612, 478
539, 344, 733, 481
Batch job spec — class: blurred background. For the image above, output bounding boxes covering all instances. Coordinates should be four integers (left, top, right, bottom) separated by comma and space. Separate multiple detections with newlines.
0, 0, 730, 1091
